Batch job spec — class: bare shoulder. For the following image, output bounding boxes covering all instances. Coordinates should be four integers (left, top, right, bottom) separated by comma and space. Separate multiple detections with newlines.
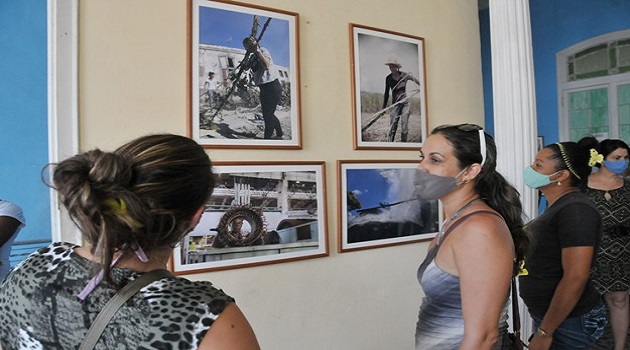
198, 303, 261, 350
448, 211, 513, 254
437, 210, 513, 275
454, 212, 513, 275
451, 211, 508, 238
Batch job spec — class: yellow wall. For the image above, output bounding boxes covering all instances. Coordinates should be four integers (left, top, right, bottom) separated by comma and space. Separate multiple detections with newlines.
78, 0, 484, 348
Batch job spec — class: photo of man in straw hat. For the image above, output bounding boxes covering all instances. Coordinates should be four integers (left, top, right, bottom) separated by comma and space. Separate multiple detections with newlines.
382, 58, 420, 142
351, 25, 427, 149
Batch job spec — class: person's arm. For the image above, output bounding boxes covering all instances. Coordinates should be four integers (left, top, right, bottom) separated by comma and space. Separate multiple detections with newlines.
527, 246, 593, 350
253, 47, 271, 71
382, 77, 391, 109
447, 215, 513, 350
198, 303, 260, 350
0, 216, 21, 247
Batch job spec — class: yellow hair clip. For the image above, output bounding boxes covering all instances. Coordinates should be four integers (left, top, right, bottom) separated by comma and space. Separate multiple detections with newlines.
588, 148, 604, 167
517, 259, 528, 276
103, 198, 144, 230
103, 198, 127, 215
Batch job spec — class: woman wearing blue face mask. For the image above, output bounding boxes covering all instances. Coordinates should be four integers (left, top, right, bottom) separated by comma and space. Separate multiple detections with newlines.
414, 124, 528, 349
520, 142, 607, 350
578, 136, 630, 350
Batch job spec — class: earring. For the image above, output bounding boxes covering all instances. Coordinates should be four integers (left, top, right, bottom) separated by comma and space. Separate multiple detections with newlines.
557, 181, 561, 186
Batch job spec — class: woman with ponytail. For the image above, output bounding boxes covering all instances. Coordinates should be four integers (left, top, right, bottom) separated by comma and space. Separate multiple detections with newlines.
414, 124, 527, 349
519, 141, 607, 349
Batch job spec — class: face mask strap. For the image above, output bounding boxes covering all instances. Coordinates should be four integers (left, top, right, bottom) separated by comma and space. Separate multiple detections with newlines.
454, 166, 471, 185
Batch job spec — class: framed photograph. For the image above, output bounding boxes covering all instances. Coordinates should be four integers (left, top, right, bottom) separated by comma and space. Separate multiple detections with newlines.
337, 160, 439, 252
171, 162, 327, 274
190, 0, 301, 149
350, 24, 428, 150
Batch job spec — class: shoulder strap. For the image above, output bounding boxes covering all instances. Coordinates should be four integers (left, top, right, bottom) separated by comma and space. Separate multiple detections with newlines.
79, 269, 174, 350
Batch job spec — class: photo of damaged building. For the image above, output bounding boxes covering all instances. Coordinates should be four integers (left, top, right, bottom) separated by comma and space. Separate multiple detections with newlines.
197, 44, 292, 139
176, 167, 324, 268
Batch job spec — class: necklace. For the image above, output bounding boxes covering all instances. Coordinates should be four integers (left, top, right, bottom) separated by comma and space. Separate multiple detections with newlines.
604, 191, 612, 201
604, 176, 622, 201
592, 174, 622, 201
437, 197, 483, 245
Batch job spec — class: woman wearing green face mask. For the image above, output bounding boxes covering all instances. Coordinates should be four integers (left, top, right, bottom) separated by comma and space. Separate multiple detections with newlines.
578, 136, 630, 350
520, 142, 607, 350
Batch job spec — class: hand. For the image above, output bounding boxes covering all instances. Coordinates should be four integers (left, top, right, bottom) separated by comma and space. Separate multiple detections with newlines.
243, 37, 258, 52
527, 334, 553, 350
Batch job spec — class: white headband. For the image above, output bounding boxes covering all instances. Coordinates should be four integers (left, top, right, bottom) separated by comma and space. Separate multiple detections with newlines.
478, 129, 486, 167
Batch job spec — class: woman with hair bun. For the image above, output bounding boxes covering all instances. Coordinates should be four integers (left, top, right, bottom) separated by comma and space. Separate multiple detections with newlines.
0, 134, 260, 349
578, 136, 630, 350
519, 141, 607, 349
414, 124, 528, 349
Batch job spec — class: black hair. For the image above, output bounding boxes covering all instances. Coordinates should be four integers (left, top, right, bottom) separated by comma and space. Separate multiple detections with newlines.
545, 142, 590, 189
578, 135, 630, 167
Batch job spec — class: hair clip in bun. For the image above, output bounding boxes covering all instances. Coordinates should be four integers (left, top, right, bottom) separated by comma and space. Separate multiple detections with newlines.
103, 198, 144, 230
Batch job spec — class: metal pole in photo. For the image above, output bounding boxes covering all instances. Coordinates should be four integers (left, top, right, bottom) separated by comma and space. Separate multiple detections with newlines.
361, 89, 420, 134
208, 17, 272, 122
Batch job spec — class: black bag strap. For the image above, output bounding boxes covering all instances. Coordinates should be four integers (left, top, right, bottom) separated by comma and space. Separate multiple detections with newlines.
511, 277, 525, 349
79, 269, 174, 350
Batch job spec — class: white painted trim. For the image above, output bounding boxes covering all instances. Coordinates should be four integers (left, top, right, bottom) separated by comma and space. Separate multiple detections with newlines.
556, 29, 630, 141
489, 0, 536, 341
48, 0, 81, 244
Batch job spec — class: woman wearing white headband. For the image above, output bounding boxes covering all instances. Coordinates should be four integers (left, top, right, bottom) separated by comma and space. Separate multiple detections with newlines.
414, 124, 527, 349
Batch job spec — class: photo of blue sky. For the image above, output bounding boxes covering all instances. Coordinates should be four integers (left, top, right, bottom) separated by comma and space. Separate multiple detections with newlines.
347, 168, 412, 214
198, 5, 291, 67
344, 165, 438, 239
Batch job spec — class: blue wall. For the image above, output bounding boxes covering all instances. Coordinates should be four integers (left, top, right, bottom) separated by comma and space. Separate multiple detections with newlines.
0, 0, 51, 243
481, 0, 630, 143
479, 9, 493, 136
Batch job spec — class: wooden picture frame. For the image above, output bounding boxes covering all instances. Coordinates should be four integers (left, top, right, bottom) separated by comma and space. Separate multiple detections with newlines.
171, 162, 327, 274
337, 160, 438, 252
350, 24, 428, 150
190, 0, 301, 149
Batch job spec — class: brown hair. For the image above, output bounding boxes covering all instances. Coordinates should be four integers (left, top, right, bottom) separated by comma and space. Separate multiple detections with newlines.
48, 134, 214, 280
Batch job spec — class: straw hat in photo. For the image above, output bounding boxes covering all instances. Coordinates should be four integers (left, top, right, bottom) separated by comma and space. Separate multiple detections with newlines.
385, 58, 402, 68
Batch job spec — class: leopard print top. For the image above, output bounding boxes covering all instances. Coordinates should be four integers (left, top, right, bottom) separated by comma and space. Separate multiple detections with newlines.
0, 242, 235, 349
